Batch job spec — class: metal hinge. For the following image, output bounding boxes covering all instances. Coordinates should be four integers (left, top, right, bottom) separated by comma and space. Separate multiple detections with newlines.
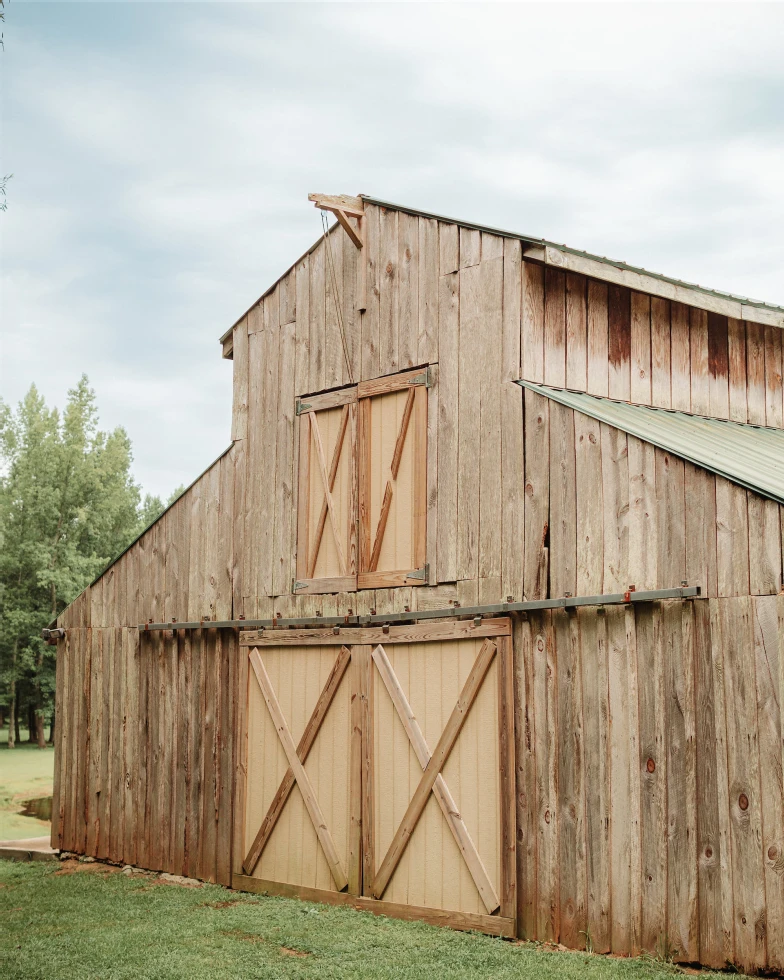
293, 579, 308, 593
408, 367, 430, 388
407, 564, 429, 582
296, 400, 313, 415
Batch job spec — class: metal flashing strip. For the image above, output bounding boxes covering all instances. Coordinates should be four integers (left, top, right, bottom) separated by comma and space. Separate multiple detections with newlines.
518, 380, 784, 506
134, 585, 701, 632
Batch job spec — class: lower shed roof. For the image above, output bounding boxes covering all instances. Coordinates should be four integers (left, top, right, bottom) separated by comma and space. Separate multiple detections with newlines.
518, 380, 784, 507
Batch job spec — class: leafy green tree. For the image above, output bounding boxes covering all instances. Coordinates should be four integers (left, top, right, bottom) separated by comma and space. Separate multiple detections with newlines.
0, 377, 160, 747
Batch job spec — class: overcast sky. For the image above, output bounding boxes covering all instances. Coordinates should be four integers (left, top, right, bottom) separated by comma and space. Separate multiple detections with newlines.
2, 1, 783, 500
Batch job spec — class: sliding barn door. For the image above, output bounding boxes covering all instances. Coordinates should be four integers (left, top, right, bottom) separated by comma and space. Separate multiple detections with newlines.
235, 620, 515, 936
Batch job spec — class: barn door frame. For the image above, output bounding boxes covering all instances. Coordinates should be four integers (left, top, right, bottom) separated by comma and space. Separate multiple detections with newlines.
233, 618, 516, 938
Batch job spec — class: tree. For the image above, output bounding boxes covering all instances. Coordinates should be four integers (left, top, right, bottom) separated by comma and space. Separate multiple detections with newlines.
0, 377, 160, 747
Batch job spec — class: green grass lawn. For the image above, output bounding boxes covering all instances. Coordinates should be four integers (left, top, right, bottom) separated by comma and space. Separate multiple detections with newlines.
0, 728, 54, 841
0, 859, 737, 980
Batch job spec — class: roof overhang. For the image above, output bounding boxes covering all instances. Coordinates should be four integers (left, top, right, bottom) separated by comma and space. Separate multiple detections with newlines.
518, 379, 784, 506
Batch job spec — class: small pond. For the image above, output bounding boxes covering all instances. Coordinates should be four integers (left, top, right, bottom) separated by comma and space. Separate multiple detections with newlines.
21, 796, 53, 821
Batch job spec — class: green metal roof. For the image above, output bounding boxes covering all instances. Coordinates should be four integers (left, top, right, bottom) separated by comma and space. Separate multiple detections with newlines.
517, 380, 784, 506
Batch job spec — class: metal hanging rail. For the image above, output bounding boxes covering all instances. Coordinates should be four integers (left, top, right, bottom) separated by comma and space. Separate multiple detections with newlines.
128, 585, 701, 633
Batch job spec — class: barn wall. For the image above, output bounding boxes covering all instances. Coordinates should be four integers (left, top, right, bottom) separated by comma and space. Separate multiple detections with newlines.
522, 394, 784, 601
514, 594, 784, 975
51, 627, 237, 887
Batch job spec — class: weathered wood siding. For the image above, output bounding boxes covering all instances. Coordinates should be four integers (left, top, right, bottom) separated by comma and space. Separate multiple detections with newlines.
514, 594, 784, 975
52, 627, 237, 887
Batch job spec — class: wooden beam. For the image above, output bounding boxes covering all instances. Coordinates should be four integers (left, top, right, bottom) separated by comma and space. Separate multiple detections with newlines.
308, 193, 365, 218
371, 638, 498, 899
335, 210, 363, 249
232, 875, 517, 937
249, 649, 349, 892
372, 643, 501, 914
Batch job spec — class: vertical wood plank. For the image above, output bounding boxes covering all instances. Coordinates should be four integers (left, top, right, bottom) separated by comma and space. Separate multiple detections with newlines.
607, 605, 632, 953
627, 437, 657, 591
361, 207, 380, 382
549, 402, 576, 599
630, 292, 651, 405
216, 632, 233, 886
498, 633, 517, 920
601, 424, 630, 594
523, 390, 550, 600
708, 600, 736, 966
534, 612, 559, 941
655, 450, 685, 589
514, 614, 538, 939
579, 607, 611, 951
439, 222, 459, 276
708, 312, 730, 420
690, 308, 709, 416
684, 464, 718, 599
544, 267, 567, 388
457, 262, 481, 581
670, 302, 691, 412
342, 228, 360, 383
608, 286, 631, 402
748, 494, 781, 595
436, 270, 459, 583
565, 272, 587, 392
273, 319, 296, 597
716, 478, 750, 596
397, 211, 418, 370
478, 254, 504, 604
417, 217, 439, 365
325, 227, 343, 389
626, 607, 642, 956
502, 239, 524, 600
587, 280, 609, 397
522, 261, 545, 384
556, 610, 586, 949
746, 322, 766, 426
726, 317, 747, 423
379, 207, 399, 372
693, 600, 724, 967
720, 597, 767, 973
310, 247, 326, 393
231, 317, 249, 442
189, 635, 203, 878
765, 323, 783, 427
666, 601, 699, 961
636, 604, 667, 953
650, 297, 671, 408
459, 227, 480, 268
752, 595, 784, 973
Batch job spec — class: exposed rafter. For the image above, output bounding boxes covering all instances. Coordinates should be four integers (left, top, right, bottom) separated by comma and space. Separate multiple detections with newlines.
308, 192, 364, 249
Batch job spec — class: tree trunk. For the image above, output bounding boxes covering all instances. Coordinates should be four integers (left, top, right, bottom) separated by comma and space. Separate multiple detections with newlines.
28, 704, 37, 742
49, 709, 56, 745
35, 709, 46, 748
8, 686, 16, 749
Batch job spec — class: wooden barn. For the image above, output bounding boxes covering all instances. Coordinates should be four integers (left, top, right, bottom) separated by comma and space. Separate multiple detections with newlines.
49, 193, 784, 973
